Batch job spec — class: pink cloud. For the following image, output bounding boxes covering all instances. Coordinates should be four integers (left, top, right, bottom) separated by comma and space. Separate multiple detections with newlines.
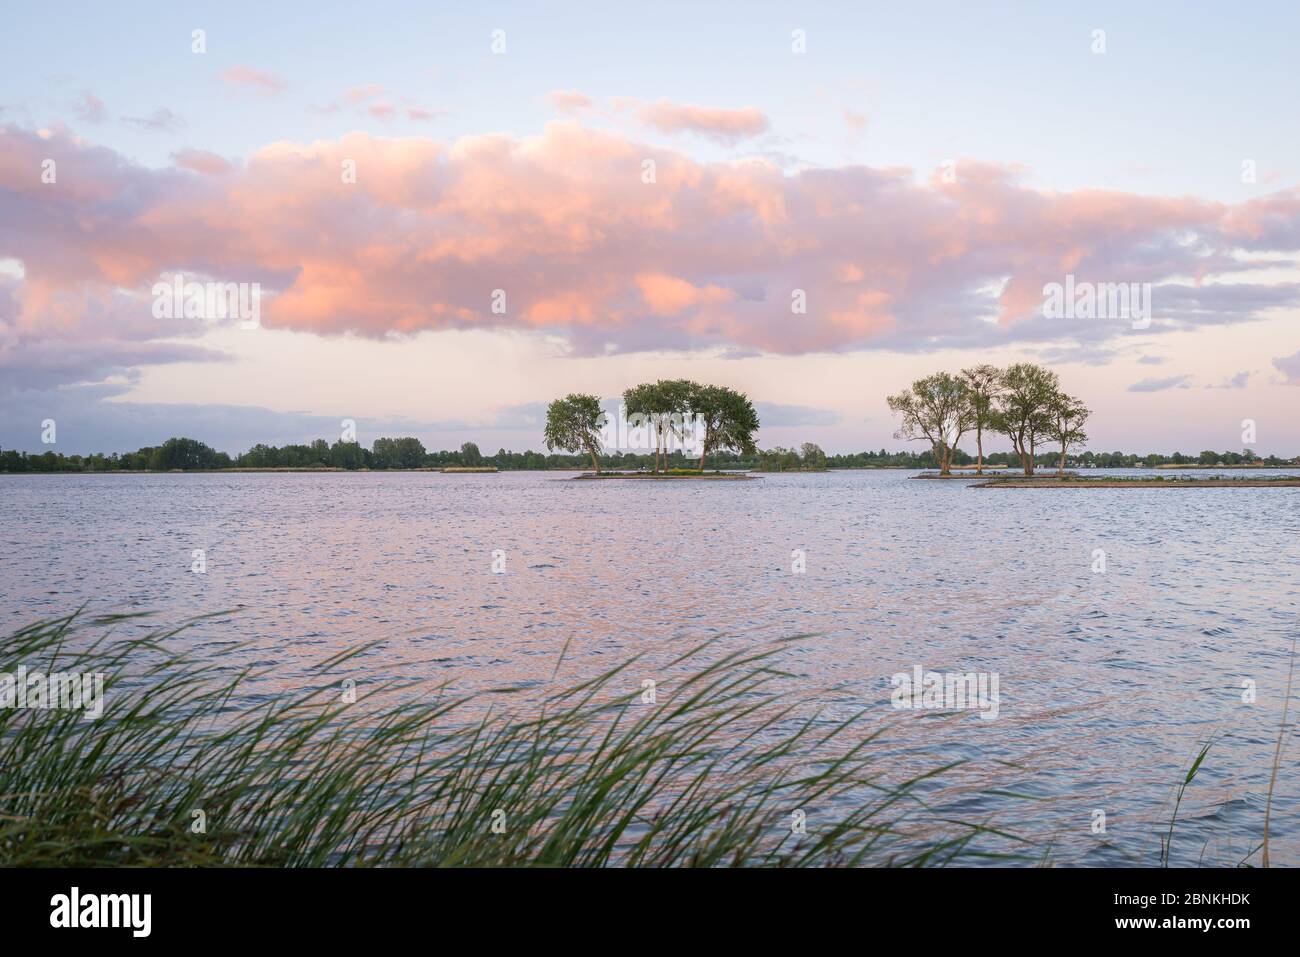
221, 65, 287, 95
172, 149, 234, 175
632, 99, 769, 143
73, 91, 106, 124
345, 84, 385, 104
636, 273, 736, 313
548, 90, 592, 114
3, 120, 1300, 385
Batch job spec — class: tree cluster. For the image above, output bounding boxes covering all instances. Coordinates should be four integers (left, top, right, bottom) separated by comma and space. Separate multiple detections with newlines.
544, 382, 760, 473
887, 363, 1090, 476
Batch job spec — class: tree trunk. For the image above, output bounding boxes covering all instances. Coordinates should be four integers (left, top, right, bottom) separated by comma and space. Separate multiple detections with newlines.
1058, 441, 1066, 477
588, 446, 600, 474
976, 427, 984, 475
1016, 436, 1032, 476
938, 442, 951, 476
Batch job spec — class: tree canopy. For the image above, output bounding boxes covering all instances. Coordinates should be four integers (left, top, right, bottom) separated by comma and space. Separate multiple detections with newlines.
886, 372, 973, 475
543, 393, 606, 473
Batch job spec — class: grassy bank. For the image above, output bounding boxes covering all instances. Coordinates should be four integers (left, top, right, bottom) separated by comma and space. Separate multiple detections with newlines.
0, 614, 1008, 867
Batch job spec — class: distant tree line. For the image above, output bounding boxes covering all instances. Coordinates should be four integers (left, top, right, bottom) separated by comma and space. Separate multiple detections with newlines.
755, 443, 828, 471
3, 414, 1296, 476
0, 436, 762, 473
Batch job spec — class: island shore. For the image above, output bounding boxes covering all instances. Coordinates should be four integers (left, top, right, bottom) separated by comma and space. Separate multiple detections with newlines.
571, 472, 758, 480
973, 476, 1300, 488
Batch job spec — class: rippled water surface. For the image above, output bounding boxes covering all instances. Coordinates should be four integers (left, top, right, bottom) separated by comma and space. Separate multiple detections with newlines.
3, 469, 1298, 866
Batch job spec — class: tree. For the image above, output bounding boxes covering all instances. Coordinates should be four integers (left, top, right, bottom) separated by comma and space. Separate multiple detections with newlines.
800, 442, 827, 470
1045, 393, 1090, 477
689, 384, 759, 471
148, 437, 225, 470
623, 380, 698, 472
329, 440, 366, 469
371, 437, 426, 469
544, 394, 606, 473
994, 363, 1060, 475
961, 364, 1003, 475
623, 382, 663, 472
886, 372, 973, 475
460, 441, 482, 466
657, 378, 698, 470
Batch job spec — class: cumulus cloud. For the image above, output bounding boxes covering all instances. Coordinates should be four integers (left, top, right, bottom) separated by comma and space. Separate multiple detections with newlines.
1128, 375, 1193, 392
0, 272, 228, 392
3, 120, 1300, 393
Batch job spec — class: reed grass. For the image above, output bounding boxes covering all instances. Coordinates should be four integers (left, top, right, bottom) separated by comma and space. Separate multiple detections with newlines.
0, 613, 1016, 867
1262, 636, 1298, 867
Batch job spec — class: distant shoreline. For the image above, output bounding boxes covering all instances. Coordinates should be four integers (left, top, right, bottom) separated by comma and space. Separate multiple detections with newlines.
5, 463, 1300, 476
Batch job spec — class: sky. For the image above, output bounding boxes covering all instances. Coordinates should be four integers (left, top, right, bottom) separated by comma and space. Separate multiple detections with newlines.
1, 0, 1298, 456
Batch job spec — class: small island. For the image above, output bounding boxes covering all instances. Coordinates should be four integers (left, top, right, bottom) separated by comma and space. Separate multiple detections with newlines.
543, 380, 760, 477
887, 363, 1299, 487
571, 470, 756, 481
973, 475, 1300, 489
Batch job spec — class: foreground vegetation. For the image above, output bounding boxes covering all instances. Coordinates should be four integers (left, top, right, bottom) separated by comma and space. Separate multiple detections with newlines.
1, 614, 1014, 867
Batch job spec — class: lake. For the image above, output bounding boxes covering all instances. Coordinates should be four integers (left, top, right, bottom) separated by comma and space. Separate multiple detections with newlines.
2, 468, 1297, 866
